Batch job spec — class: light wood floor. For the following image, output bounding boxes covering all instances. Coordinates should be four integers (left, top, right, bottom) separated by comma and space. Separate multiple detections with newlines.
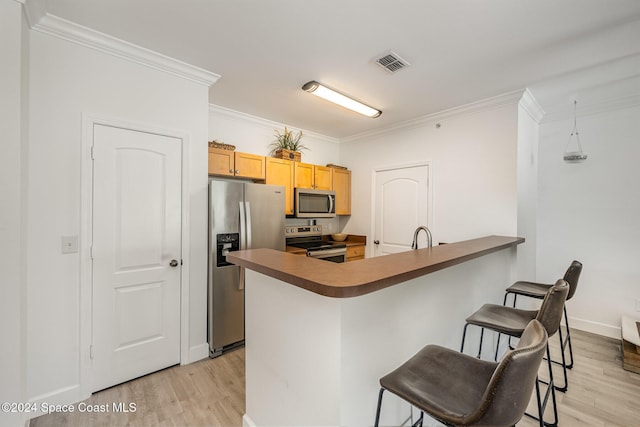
29, 348, 245, 427
30, 329, 640, 427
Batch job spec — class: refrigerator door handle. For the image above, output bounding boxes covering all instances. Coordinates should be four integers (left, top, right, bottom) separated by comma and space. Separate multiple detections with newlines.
239, 201, 246, 250
245, 201, 252, 249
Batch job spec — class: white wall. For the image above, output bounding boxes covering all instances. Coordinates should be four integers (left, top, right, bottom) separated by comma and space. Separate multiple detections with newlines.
0, 2, 27, 426
517, 92, 542, 281
535, 72, 640, 337
25, 27, 211, 406
340, 94, 521, 251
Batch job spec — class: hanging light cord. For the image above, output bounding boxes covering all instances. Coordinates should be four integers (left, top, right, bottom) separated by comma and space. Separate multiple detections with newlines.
566, 100, 584, 153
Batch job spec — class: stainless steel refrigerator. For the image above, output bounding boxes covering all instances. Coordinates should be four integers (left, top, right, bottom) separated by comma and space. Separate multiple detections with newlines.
208, 178, 285, 357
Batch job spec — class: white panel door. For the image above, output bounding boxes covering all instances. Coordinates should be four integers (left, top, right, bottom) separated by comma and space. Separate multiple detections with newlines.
373, 164, 429, 256
91, 124, 181, 392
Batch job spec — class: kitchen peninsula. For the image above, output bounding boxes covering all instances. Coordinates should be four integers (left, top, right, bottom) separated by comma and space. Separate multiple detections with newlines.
227, 235, 524, 427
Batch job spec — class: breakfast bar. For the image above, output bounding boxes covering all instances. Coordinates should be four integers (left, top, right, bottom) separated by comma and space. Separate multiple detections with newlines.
227, 235, 524, 427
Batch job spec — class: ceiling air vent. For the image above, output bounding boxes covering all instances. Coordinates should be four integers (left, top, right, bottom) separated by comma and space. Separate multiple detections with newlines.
375, 51, 410, 73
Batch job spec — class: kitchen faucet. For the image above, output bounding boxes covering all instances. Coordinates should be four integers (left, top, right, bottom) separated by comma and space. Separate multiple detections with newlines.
411, 226, 432, 249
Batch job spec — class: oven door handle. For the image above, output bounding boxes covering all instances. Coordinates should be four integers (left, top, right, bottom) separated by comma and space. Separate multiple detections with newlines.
307, 247, 346, 257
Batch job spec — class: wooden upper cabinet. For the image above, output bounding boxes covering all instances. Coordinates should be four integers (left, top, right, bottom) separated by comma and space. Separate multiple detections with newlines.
314, 166, 333, 191
208, 147, 234, 176
234, 151, 265, 180
294, 162, 315, 189
294, 162, 333, 190
332, 168, 351, 215
265, 157, 294, 215
208, 147, 350, 215
208, 148, 265, 180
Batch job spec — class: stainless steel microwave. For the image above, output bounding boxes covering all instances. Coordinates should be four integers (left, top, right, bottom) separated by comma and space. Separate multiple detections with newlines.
294, 188, 336, 218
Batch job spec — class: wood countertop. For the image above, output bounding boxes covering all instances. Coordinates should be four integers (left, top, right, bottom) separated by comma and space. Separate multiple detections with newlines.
227, 235, 524, 298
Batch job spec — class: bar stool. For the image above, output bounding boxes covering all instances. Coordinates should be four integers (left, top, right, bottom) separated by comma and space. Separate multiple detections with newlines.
374, 320, 548, 427
460, 279, 568, 427
504, 260, 582, 392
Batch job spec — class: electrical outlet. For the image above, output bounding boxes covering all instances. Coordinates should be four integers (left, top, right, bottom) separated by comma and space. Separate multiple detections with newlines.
61, 235, 78, 254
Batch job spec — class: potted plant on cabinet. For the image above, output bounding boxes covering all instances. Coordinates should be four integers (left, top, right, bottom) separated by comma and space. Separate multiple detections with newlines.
268, 126, 308, 162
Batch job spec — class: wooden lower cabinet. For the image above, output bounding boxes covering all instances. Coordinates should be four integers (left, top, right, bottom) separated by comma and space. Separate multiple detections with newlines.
265, 157, 294, 215
346, 245, 365, 261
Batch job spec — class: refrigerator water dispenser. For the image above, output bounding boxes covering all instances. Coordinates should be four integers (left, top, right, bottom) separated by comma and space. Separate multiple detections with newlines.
216, 233, 239, 267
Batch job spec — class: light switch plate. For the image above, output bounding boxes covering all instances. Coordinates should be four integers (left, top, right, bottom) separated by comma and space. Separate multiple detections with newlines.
61, 235, 78, 254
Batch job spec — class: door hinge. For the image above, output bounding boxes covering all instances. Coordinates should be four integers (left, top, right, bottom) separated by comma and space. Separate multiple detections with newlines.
90, 246, 94, 260
89, 344, 94, 360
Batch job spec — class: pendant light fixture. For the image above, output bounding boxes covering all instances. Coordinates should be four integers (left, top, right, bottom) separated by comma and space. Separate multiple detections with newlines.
563, 100, 588, 163
302, 81, 382, 118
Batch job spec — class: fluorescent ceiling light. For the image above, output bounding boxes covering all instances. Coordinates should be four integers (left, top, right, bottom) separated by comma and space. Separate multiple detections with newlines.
302, 81, 382, 118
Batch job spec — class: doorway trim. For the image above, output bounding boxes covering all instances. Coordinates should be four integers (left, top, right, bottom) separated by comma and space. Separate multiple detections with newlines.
370, 161, 433, 258
79, 113, 191, 398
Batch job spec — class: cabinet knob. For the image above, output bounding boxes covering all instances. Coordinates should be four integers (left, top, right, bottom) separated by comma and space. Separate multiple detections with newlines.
235, 170, 240, 174
229, 169, 233, 173
169, 259, 179, 267
374, 240, 380, 245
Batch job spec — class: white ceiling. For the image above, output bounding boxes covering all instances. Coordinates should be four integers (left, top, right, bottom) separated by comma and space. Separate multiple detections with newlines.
43, 0, 640, 138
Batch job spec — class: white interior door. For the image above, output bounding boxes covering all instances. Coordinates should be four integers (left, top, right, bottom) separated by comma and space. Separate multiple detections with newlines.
373, 164, 430, 256
91, 124, 182, 392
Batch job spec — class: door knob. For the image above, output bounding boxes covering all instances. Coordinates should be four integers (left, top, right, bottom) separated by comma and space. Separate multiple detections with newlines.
169, 259, 179, 267
374, 240, 380, 245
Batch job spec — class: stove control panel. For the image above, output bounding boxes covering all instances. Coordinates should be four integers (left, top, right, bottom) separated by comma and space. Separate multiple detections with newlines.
285, 225, 323, 238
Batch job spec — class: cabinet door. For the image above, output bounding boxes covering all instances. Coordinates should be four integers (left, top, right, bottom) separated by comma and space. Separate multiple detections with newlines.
265, 157, 294, 215
346, 245, 365, 261
234, 152, 265, 180
314, 166, 333, 190
294, 162, 314, 189
208, 148, 234, 176
333, 168, 351, 215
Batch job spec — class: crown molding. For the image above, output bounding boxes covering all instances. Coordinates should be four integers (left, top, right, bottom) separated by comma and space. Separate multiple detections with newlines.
540, 92, 640, 123
22, 0, 45, 27
519, 89, 546, 123
28, 12, 220, 87
209, 104, 341, 144
341, 89, 526, 143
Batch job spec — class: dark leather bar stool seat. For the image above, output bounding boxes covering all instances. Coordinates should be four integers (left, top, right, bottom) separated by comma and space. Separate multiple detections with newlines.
504, 260, 582, 392
374, 320, 548, 427
461, 279, 569, 427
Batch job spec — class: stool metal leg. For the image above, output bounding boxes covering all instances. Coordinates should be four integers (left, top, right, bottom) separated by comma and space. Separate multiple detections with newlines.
554, 326, 569, 392
563, 306, 574, 369
525, 344, 558, 427
461, 323, 485, 359
505, 291, 573, 391
411, 411, 424, 427
494, 332, 502, 361
374, 388, 385, 427
375, 388, 426, 427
